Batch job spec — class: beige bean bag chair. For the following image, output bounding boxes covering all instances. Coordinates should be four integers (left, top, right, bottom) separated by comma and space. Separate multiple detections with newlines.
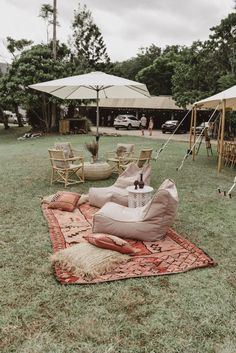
89, 162, 152, 208
93, 179, 178, 241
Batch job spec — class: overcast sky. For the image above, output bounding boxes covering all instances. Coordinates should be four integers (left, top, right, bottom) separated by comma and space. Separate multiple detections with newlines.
0, 0, 234, 64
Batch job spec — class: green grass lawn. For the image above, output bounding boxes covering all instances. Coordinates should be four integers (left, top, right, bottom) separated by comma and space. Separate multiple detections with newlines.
0, 126, 235, 353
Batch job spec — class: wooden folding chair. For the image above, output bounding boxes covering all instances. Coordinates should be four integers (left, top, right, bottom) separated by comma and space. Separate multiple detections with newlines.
106, 143, 135, 174
119, 148, 153, 172
48, 149, 84, 187
54, 142, 83, 164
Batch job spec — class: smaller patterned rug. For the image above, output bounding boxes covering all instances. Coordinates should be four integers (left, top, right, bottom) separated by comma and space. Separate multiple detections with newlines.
42, 201, 216, 284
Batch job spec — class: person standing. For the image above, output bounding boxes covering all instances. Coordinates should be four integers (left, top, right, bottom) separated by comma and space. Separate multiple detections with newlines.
140, 114, 147, 136
107, 114, 111, 126
148, 117, 154, 136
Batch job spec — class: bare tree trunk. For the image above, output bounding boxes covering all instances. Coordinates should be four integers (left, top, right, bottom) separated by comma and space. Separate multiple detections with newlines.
3, 116, 10, 129
0, 107, 10, 129
53, 0, 57, 61
14, 105, 24, 127
51, 0, 57, 129
42, 94, 50, 132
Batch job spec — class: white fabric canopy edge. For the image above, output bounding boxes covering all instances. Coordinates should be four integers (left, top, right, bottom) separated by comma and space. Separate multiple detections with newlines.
194, 85, 236, 110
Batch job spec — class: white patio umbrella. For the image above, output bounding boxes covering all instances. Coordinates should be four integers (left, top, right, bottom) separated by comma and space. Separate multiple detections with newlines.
29, 71, 150, 140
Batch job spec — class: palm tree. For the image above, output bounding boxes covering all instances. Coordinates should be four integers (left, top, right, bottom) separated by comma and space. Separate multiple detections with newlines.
39, 4, 54, 44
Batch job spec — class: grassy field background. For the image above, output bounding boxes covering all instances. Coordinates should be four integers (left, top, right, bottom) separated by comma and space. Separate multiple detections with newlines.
0, 126, 235, 353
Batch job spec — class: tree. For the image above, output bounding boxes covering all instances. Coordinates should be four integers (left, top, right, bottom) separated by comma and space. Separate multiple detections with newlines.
172, 13, 236, 107
0, 37, 33, 127
111, 44, 161, 81
0, 82, 10, 130
171, 42, 217, 107
6, 37, 33, 59
209, 13, 236, 75
137, 45, 183, 95
0, 43, 70, 131
39, 3, 54, 44
71, 3, 110, 70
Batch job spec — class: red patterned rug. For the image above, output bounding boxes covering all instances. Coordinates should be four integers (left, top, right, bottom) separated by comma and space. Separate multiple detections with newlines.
42, 202, 216, 284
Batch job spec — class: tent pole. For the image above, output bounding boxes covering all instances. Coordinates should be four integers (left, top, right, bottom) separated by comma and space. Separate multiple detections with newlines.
96, 89, 100, 142
217, 110, 222, 154
192, 105, 197, 161
189, 107, 194, 150
217, 100, 226, 173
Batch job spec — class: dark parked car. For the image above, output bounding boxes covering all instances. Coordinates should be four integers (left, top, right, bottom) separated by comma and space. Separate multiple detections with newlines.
161, 120, 187, 134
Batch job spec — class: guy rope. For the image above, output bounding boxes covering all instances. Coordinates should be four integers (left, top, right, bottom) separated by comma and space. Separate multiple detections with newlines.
218, 176, 236, 198
155, 109, 192, 161
176, 104, 219, 171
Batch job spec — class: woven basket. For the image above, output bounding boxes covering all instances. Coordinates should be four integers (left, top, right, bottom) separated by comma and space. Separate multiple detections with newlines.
83, 161, 112, 181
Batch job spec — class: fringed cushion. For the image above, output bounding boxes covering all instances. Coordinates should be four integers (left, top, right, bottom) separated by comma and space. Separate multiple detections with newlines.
48, 191, 80, 212
84, 233, 139, 255
51, 242, 130, 278
77, 193, 89, 205
41, 193, 57, 204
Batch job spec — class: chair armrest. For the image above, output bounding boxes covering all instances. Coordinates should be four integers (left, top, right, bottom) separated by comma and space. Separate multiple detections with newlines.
106, 151, 118, 159
123, 155, 138, 162
72, 148, 83, 154
71, 149, 84, 158
49, 157, 65, 161
68, 156, 84, 163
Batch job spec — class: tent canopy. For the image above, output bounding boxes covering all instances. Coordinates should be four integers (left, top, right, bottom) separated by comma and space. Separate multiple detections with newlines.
195, 85, 236, 110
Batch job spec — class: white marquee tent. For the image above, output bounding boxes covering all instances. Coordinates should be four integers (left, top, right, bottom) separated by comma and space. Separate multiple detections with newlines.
192, 85, 236, 172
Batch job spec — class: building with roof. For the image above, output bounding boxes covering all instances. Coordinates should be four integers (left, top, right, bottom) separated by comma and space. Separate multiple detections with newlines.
80, 95, 193, 129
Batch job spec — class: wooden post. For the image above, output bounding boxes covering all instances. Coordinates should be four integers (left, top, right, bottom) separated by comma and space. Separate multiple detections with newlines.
217, 110, 222, 154
217, 100, 226, 173
189, 107, 194, 150
192, 105, 197, 161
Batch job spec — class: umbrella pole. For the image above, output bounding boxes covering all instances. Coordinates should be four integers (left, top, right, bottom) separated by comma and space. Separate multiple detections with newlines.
96, 89, 100, 143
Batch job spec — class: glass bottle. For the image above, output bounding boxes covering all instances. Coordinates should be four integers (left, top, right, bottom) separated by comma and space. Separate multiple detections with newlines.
139, 173, 145, 189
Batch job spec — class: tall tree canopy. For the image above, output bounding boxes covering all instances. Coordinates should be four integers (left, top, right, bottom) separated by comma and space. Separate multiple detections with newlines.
71, 3, 110, 69
172, 13, 236, 107
6, 37, 33, 59
110, 44, 161, 81
137, 45, 182, 96
0, 43, 70, 131
39, 3, 54, 44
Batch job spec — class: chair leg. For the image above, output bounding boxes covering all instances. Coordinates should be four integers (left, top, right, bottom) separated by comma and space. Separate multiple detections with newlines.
81, 166, 85, 182
50, 168, 55, 185
51, 166, 84, 187
65, 170, 69, 188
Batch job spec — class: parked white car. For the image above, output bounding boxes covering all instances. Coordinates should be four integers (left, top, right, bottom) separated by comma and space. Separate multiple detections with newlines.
192, 122, 210, 134
4, 111, 27, 124
113, 114, 141, 130
4, 111, 17, 123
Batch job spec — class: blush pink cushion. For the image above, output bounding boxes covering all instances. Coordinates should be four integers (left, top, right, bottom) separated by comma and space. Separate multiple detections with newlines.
48, 191, 80, 212
83, 233, 138, 255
